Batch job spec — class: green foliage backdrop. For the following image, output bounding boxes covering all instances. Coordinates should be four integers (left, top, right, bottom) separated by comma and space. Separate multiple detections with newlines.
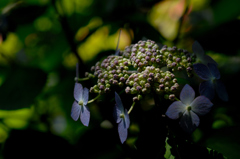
0, 0, 240, 158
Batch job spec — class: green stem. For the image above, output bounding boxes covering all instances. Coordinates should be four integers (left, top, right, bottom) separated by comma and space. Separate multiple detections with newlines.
127, 102, 135, 114
88, 94, 101, 104
175, 97, 180, 101
75, 77, 90, 82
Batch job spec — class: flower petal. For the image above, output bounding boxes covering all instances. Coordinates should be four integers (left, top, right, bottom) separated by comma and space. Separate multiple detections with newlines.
83, 87, 89, 105
180, 84, 195, 105
179, 111, 199, 134
113, 104, 122, 123
199, 81, 215, 101
118, 120, 128, 144
193, 63, 212, 80
166, 101, 186, 119
215, 80, 228, 102
192, 41, 205, 59
115, 92, 124, 112
71, 101, 80, 121
74, 83, 83, 102
80, 105, 90, 126
124, 109, 130, 129
191, 96, 213, 116
208, 63, 220, 79
202, 55, 218, 66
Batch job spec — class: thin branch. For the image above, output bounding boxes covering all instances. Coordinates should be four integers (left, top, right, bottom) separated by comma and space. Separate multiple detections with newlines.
173, 0, 190, 45
51, 0, 87, 77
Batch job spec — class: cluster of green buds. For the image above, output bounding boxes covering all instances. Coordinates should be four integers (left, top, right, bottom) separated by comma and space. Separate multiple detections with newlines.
125, 66, 179, 101
84, 39, 196, 102
88, 55, 131, 94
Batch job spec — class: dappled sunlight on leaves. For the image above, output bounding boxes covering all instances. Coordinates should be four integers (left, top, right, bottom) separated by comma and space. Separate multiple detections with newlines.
77, 27, 131, 62
148, 0, 184, 41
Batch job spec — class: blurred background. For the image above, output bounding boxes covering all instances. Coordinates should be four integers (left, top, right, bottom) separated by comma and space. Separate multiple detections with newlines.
0, 0, 240, 158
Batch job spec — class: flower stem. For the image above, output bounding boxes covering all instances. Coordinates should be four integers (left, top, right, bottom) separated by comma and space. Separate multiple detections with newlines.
75, 77, 90, 82
128, 102, 135, 114
175, 97, 180, 101
88, 94, 101, 104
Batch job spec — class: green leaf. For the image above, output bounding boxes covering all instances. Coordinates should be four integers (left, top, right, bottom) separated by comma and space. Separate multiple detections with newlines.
164, 137, 175, 159
0, 66, 47, 110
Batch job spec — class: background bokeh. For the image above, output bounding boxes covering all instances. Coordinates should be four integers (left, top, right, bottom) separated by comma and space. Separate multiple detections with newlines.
0, 0, 240, 158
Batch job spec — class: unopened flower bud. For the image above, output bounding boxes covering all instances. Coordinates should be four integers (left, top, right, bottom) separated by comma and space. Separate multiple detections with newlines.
159, 84, 164, 90
105, 88, 110, 93
170, 86, 177, 92
178, 66, 183, 71
138, 95, 142, 100
176, 58, 181, 63
151, 58, 155, 62
113, 80, 118, 85
125, 87, 131, 94
136, 86, 142, 92
149, 73, 154, 78
133, 97, 138, 102
119, 82, 124, 87
147, 78, 153, 83
187, 67, 192, 72
91, 66, 95, 72
164, 94, 169, 100
169, 94, 175, 101
131, 87, 137, 94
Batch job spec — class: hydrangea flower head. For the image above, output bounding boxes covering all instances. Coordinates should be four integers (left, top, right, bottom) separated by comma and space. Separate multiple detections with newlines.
71, 83, 90, 126
113, 92, 130, 144
165, 84, 213, 133
192, 41, 218, 66
193, 63, 228, 101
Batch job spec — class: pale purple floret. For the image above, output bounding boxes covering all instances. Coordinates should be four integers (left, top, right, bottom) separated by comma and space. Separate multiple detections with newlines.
71, 83, 90, 126
192, 41, 218, 66
113, 92, 130, 144
166, 84, 213, 133
193, 63, 228, 101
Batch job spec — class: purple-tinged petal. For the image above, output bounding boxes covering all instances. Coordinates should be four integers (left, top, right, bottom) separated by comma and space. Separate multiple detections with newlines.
192, 41, 205, 59
71, 101, 80, 121
166, 101, 186, 119
180, 84, 195, 105
193, 63, 212, 80
80, 105, 90, 126
215, 80, 228, 102
203, 55, 218, 66
191, 96, 213, 116
199, 81, 215, 101
208, 63, 220, 79
118, 120, 128, 144
179, 111, 199, 134
124, 109, 130, 129
113, 104, 122, 123
74, 83, 83, 102
83, 87, 89, 105
115, 92, 124, 112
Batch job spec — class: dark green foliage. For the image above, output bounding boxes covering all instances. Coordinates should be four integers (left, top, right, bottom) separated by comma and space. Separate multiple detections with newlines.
0, 66, 47, 110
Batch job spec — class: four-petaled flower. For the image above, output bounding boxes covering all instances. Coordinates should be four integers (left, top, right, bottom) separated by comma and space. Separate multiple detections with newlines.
113, 92, 130, 144
71, 83, 90, 126
192, 41, 218, 66
193, 63, 228, 101
166, 84, 213, 133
